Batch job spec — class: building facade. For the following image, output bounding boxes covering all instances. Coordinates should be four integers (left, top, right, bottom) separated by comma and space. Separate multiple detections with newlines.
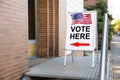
37, 0, 59, 58
37, 0, 84, 57
0, 0, 84, 79
0, 0, 28, 80
84, 0, 107, 7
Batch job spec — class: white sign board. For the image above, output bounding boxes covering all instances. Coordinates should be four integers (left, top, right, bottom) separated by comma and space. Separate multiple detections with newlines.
66, 11, 97, 50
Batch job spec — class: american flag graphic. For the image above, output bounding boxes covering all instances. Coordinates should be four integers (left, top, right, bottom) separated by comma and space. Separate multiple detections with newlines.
71, 13, 92, 25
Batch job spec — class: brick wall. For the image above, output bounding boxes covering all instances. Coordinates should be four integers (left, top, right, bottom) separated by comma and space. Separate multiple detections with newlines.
84, 0, 107, 7
54, 0, 59, 57
38, 0, 59, 58
0, 0, 28, 80
84, 0, 97, 7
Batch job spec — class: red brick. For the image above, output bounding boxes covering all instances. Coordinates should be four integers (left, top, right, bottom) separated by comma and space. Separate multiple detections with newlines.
0, 0, 28, 80
38, 0, 59, 57
84, 0, 107, 7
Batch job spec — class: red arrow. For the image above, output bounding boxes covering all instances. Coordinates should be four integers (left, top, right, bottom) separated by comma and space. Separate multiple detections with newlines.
70, 42, 90, 47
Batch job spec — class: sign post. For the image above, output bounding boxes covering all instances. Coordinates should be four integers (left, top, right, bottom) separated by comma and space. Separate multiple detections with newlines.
64, 11, 97, 67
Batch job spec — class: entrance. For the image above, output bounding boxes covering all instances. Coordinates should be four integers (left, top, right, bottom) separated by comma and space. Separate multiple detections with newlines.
28, 0, 36, 60
28, 0, 59, 59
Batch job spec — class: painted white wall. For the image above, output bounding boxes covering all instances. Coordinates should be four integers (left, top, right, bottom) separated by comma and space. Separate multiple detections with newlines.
67, 0, 83, 12
59, 0, 84, 56
59, 0, 67, 56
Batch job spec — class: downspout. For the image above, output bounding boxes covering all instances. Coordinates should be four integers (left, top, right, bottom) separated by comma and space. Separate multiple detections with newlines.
47, 0, 50, 58
53, 0, 55, 57
34, 0, 38, 57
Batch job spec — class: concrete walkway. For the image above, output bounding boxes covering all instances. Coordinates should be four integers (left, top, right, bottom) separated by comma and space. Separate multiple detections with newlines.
111, 35, 120, 80
26, 56, 100, 80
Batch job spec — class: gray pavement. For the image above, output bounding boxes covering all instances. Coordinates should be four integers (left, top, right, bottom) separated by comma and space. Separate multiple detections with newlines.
111, 35, 120, 80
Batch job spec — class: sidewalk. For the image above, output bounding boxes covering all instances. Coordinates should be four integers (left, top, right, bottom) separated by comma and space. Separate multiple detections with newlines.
111, 35, 120, 80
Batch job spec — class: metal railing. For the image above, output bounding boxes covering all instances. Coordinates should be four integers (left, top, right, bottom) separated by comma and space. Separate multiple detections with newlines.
100, 13, 110, 80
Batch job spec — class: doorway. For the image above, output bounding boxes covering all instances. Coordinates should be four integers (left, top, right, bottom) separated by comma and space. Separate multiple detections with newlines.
28, 0, 59, 59
28, 0, 37, 60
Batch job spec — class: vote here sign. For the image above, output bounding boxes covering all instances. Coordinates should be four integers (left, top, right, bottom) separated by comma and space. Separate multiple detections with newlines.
66, 11, 97, 50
